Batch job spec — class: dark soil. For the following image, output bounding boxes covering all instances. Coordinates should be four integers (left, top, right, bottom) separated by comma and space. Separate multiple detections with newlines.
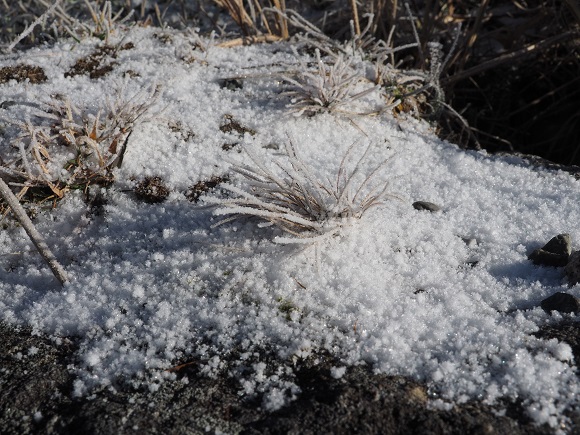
0, 65, 47, 84
134, 176, 171, 203
2, 321, 579, 435
64, 42, 134, 79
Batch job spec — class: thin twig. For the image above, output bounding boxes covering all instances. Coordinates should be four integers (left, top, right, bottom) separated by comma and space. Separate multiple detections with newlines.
0, 177, 68, 285
350, 0, 361, 36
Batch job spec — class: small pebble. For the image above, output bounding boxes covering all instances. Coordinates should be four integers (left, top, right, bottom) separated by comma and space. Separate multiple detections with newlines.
540, 292, 580, 314
565, 250, 580, 286
412, 201, 441, 212
528, 234, 571, 267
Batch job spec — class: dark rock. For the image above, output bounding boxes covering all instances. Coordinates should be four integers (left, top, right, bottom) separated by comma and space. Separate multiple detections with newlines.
543, 234, 572, 255
528, 234, 571, 267
540, 292, 580, 314
413, 201, 442, 212
565, 250, 580, 286
529, 250, 570, 267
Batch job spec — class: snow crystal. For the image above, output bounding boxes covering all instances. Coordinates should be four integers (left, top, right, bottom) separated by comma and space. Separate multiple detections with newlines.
330, 366, 347, 379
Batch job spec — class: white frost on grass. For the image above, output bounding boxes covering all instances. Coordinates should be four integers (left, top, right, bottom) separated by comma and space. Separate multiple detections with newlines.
0, 26, 579, 430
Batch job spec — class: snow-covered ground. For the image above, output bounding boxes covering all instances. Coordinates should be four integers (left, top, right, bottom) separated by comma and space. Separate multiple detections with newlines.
1, 25, 579, 430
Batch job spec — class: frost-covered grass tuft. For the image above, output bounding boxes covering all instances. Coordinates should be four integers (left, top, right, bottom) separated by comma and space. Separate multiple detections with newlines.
207, 140, 394, 244
0, 83, 159, 200
283, 49, 378, 117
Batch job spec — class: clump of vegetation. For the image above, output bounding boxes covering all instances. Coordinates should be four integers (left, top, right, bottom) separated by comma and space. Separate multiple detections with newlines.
213, 0, 580, 164
282, 48, 379, 116
0, 83, 159, 209
4, 1, 576, 161
220, 114, 256, 151
277, 297, 300, 321
206, 141, 394, 244
0, 0, 137, 51
212, 0, 289, 45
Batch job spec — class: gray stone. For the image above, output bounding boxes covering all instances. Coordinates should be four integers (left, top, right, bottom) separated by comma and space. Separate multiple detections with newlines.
412, 201, 442, 212
540, 292, 580, 314
543, 234, 572, 256
566, 250, 580, 286
528, 234, 571, 267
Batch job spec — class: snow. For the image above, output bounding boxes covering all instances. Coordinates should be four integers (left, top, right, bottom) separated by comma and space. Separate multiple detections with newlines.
1, 25, 579, 430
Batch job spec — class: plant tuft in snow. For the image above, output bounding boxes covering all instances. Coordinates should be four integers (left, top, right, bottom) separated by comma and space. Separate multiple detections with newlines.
206, 140, 395, 244
0, 82, 160, 200
282, 48, 377, 117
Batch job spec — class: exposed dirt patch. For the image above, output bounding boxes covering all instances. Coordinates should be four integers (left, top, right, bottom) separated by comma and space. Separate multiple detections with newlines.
186, 175, 228, 203
0, 65, 47, 84
220, 114, 256, 151
134, 176, 170, 203
168, 120, 195, 142
64, 42, 134, 79
220, 114, 256, 136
